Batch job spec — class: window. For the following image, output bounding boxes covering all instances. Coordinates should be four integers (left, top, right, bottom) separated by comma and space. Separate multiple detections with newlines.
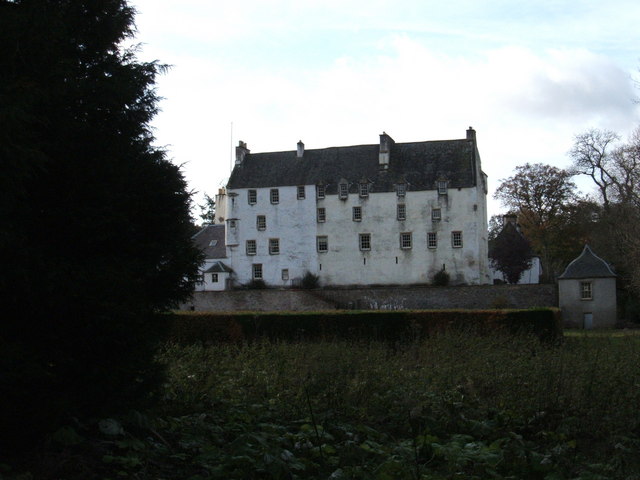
352, 206, 362, 222
248, 189, 257, 205
317, 236, 328, 253
581, 281, 593, 300
297, 185, 305, 199
246, 239, 257, 255
396, 183, 406, 197
269, 238, 280, 255
397, 204, 406, 221
438, 181, 448, 195
339, 183, 349, 199
317, 184, 325, 199
317, 207, 326, 223
427, 232, 437, 249
452, 231, 463, 248
257, 215, 266, 230
432, 208, 441, 221
400, 232, 412, 249
270, 188, 279, 204
281, 269, 289, 281
252, 264, 263, 280
228, 219, 237, 228
359, 182, 369, 198
211, 273, 219, 283
359, 233, 371, 251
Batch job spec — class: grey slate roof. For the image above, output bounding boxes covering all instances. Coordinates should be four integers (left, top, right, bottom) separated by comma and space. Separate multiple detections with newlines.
227, 137, 479, 193
558, 245, 616, 279
204, 261, 233, 274
192, 224, 226, 259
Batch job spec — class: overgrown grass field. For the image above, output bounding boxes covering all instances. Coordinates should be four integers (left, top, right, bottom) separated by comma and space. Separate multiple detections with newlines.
15, 331, 640, 479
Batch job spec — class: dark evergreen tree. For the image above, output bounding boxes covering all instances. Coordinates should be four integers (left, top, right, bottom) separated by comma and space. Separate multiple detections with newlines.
0, 0, 202, 453
489, 221, 533, 284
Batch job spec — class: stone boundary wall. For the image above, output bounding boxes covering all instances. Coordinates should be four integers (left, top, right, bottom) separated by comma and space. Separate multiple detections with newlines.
182, 284, 557, 312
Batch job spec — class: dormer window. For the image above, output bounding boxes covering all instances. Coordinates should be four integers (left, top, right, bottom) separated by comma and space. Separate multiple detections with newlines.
339, 183, 349, 199
396, 183, 406, 197
437, 181, 448, 195
317, 184, 325, 199
359, 182, 369, 198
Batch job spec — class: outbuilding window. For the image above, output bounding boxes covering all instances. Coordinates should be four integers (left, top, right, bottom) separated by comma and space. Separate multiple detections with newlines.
581, 281, 593, 300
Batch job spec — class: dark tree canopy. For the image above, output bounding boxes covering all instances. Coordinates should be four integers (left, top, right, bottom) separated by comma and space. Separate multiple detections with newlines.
494, 163, 578, 281
0, 0, 201, 452
489, 220, 533, 284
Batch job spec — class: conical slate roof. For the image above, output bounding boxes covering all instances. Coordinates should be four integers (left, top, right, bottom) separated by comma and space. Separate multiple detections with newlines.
558, 245, 616, 279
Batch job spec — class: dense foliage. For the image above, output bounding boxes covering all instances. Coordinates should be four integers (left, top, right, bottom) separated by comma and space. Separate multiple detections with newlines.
6, 332, 640, 479
488, 221, 533, 284
0, 0, 201, 453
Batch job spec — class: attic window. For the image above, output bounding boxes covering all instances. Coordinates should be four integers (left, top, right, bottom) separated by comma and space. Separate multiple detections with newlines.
317, 184, 325, 199
359, 182, 369, 198
437, 181, 448, 195
339, 183, 349, 199
396, 183, 406, 197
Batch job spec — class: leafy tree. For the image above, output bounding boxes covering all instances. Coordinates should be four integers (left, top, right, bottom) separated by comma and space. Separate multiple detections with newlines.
0, 0, 201, 453
489, 219, 533, 284
494, 163, 578, 281
199, 193, 217, 224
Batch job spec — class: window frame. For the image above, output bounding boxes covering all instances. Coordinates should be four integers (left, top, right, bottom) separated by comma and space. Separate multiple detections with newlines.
339, 183, 349, 199
400, 232, 412, 249
211, 273, 219, 283
581, 281, 593, 300
281, 269, 289, 281
432, 208, 441, 221
352, 206, 362, 222
316, 184, 325, 199
246, 239, 257, 255
317, 207, 326, 223
269, 238, 280, 255
359, 182, 369, 198
452, 231, 463, 248
252, 264, 263, 280
248, 189, 257, 205
397, 204, 406, 221
359, 233, 371, 251
427, 232, 437, 249
437, 181, 448, 195
396, 183, 406, 197
297, 185, 305, 200
270, 188, 279, 204
316, 235, 328, 253
256, 215, 266, 231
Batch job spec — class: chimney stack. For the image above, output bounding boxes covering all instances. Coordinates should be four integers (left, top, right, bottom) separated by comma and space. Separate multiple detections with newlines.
297, 140, 304, 158
379, 132, 394, 168
466, 126, 476, 141
235, 141, 249, 165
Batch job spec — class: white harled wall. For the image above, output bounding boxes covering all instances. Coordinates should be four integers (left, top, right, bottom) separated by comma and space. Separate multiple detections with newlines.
226, 182, 490, 287
226, 185, 318, 286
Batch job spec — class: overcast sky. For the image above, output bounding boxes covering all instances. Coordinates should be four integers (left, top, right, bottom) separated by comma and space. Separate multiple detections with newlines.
129, 0, 640, 217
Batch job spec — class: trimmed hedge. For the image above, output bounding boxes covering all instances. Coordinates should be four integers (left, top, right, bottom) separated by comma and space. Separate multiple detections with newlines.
165, 308, 562, 343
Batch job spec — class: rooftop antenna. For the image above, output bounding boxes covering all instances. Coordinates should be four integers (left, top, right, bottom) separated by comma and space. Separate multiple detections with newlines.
229, 121, 233, 174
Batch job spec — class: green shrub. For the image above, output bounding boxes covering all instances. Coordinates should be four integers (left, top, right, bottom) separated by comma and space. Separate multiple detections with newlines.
301, 271, 320, 289
432, 268, 450, 286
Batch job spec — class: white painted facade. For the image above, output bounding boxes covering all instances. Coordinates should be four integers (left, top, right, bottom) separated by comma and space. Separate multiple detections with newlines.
222, 129, 491, 287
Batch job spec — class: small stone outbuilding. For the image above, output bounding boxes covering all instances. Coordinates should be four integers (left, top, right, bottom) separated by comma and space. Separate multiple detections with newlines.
558, 245, 616, 329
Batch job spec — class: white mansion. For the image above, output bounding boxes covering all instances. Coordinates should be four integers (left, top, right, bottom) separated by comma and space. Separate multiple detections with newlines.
206, 128, 491, 288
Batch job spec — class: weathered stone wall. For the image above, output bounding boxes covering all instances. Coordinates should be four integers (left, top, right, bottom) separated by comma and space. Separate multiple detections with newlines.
181, 284, 557, 312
